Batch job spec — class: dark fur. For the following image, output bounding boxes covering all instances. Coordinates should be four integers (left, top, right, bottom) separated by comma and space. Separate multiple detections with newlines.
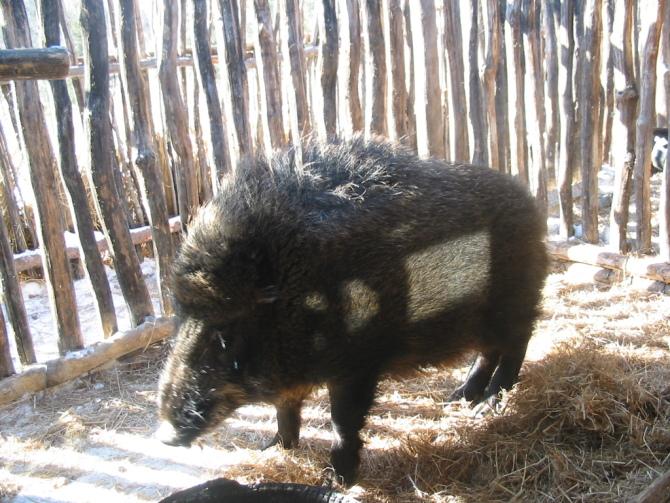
158, 136, 548, 484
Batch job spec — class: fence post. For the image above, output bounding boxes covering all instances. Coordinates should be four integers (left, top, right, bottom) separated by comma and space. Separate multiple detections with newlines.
506, 0, 528, 182
42, 0, 119, 338
483, 0, 501, 170
634, 0, 666, 253
338, 0, 363, 136
660, 1, 670, 261
253, 0, 285, 149
601, 0, 615, 167
363, 0, 388, 137
385, 0, 408, 143
219, 0, 253, 157
81, 0, 154, 328
543, 1, 559, 187
443, 0, 468, 163
0, 298, 13, 377
318, 0, 338, 140
2, 0, 84, 355
193, 0, 231, 190
120, 0, 175, 315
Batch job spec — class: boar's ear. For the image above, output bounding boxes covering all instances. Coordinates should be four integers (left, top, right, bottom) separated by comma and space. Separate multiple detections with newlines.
255, 285, 279, 304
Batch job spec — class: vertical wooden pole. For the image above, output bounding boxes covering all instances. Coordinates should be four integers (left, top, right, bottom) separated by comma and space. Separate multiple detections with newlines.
159, 0, 196, 228
634, 0, 665, 253
0, 302, 13, 377
579, 0, 603, 244
402, 0, 417, 151
0, 147, 34, 364
318, 0, 338, 140
3, 0, 84, 355
386, 0, 408, 143
443, 0, 469, 163
506, 0, 527, 181
0, 127, 27, 252
609, 0, 638, 252
193, 0, 231, 189
42, 0, 118, 338
363, 0, 388, 137
483, 0, 501, 170
281, 0, 312, 140
601, 0, 616, 166
339, 0, 363, 135
120, 0, 175, 315
467, 0, 487, 165
81, 0, 154, 328
219, 0, 253, 157
543, 0, 559, 187
496, 9, 511, 174
558, 0, 576, 239
253, 0, 285, 148
660, 0, 670, 261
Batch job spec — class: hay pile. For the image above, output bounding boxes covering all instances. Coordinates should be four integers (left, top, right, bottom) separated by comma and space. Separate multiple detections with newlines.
1, 266, 669, 502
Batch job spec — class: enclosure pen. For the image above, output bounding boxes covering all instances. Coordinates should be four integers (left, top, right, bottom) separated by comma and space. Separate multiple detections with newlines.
0, 0, 668, 501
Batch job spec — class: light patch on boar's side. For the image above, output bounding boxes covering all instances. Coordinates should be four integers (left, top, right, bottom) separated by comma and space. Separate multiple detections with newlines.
341, 279, 380, 333
405, 231, 491, 322
304, 291, 328, 311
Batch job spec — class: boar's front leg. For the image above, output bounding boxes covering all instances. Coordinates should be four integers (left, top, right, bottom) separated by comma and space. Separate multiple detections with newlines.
265, 390, 309, 449
327, 373, 378, 486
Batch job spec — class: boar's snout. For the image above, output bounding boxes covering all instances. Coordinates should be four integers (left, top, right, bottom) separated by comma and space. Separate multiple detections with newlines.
155, 421, 191, 447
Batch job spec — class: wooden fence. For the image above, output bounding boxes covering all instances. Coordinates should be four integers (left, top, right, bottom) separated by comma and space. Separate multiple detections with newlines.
0, 0, 669, 402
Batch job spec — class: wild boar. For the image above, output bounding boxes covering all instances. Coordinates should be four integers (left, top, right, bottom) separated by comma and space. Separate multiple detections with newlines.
157, 136, 548, 485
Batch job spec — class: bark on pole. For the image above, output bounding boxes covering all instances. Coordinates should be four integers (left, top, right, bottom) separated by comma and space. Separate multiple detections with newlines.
660, 0, 670, 261
281, 0, 311, 140
387, 0, 408, 142
483, 0, 501, 170
193, 0, 231, 190
219, 0, 253, 157
363, 0, 388, 137
0, 172, 34, 365
0, 303, 12, 377
120, 0, 175, 315
81, 0, 154, 328
506, 0, 528, 183
609, 0, 638, 252
408, 0, 444, 159
41, 0, 118, 338
338, 0, 363, 135
3, 0, 84, 355
558, 0, 576, 239
159, 0, 196, 228
467, 0, 487, 165
543, 0, 559, 187
318, 0, 338, 140
443, 0, 469, 163
579, 0, 603, 244
601, 0, 615, 166
524, 0, 547, 210
634, 0, 665, 253
253, 0, 285, 148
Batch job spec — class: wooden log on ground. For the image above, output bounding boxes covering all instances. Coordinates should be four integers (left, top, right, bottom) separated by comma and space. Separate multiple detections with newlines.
482, 0, 501, 170
407, 0, 444, 159
120, 0, 175, 315
338, 0, 363, 135
0, 47, 69, 81
363, 0, 388, 137
634, 0, 665, 253
579, 0, 603, 244
2, 0, 83, 356
634, 468, 670, 503
219, 0, 253, 157
193, 0, 231, 190
660, 1, 670, 261
547, 241, 670, 284
281, 0, 312, 139
42, 0, 118, 339
443, 0, 469, 163
0, 318, 176, 406
159, 0, 197, 229
505, 0, 528, 183
318, 0, 338, 140
253, 0, 285, 148
81, 0, 154, 328
0, 304, 13, 378
609, 0, 638, 253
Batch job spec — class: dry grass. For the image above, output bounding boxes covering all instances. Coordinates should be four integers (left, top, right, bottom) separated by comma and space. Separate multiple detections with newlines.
1, 264, 669, 502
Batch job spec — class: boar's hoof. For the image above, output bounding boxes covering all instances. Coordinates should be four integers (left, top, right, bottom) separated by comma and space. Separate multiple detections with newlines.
262, 432, 299, 450
329, 445, 360, 487
155, 421, 192, 447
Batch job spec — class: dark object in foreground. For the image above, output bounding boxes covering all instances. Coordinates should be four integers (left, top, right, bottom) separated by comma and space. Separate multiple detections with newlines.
157, 136, 549, 485
159, 478, 358, 503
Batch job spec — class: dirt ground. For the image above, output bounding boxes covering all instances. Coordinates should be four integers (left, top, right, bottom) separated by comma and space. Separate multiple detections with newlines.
1, 262, 669, 502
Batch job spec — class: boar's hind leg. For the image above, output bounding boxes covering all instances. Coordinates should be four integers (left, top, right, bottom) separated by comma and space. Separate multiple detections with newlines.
327, 374, 379, 486
448, 351, 500, 402
264, 394, 307, 449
